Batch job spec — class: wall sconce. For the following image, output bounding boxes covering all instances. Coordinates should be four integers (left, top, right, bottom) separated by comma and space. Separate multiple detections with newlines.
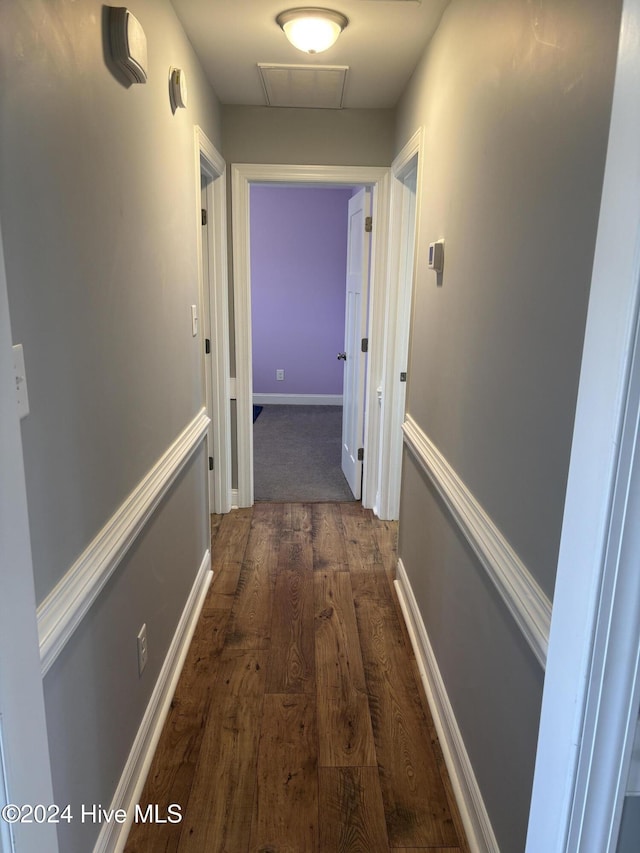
276, 8, 348, 54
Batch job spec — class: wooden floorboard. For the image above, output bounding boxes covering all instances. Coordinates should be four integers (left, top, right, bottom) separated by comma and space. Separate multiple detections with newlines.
224, 504, 282, 650
282, 501, 313, 536
311, 503, 349, 571
125, 503, 469, 853
207, 507, 252, 610
370, 516, 399, 585
319, 766, 389, 853
354, 590, 459, 848
340, 502, 384, 572
267, 568, 315, 694
249, 693, 319, 853
314, 570, 377, 768
176, 650, 268, 852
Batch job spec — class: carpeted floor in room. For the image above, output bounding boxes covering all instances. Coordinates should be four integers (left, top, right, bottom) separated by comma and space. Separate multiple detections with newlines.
253, 405, 356, 502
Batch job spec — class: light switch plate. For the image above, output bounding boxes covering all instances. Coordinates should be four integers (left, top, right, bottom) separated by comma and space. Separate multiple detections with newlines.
12, 344, 29, 419
191, 304, 198, 337
137, 623, 148, 675
428, 239, 445, 273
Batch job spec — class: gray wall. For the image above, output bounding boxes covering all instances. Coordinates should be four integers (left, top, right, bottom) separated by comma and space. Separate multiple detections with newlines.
395, 0, 621, 849
617, 797, 640, 853
44, 449, 208, 853
222, 105, 395, 166
0, 1, 221, 850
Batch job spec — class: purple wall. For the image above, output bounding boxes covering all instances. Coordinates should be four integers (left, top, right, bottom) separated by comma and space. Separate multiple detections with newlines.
250, 186, 352, 395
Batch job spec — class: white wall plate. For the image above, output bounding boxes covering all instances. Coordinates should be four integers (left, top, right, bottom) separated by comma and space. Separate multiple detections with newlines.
109, 7, 148, 85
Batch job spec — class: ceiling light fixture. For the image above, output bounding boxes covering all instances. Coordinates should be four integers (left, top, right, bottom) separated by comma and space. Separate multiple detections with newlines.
276, 8, 348, 54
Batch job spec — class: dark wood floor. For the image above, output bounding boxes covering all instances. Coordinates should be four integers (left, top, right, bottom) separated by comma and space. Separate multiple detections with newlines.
125, 503, 469, 853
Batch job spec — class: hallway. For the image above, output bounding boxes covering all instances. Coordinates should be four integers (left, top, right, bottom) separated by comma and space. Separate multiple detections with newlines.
125, 503, 469, 851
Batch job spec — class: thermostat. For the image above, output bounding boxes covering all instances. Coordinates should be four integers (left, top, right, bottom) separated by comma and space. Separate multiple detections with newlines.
428, 239, 445, 273
170, 67, 188, 110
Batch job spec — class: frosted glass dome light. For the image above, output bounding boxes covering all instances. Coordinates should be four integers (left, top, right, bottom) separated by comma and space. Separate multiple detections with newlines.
276, 8, 348, 54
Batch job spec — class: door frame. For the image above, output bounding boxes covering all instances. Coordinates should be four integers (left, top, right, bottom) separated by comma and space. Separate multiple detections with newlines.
231, 163, 390, 508
194, 127, 232, 514
376, 128, 423, 520
0, 221, 58, 852
526, 0, 640, 848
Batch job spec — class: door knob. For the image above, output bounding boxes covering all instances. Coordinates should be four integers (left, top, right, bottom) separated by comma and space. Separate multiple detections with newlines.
337, 352, 347, 361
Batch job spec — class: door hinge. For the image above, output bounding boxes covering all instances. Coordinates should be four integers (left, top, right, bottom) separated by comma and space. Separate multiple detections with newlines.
361, 337, 369, 353
201, 208, 207, 226
400, 371, 407, 382
205, 338, 211, 354
365, 216, 372, 233
357, 447, 364, 462
208, 456, 214, 471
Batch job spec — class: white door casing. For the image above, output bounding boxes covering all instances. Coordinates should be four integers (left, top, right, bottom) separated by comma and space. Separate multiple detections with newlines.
0, 220, 59, 852
200, 173, 216, 512
194, 127, 232, 514
376, 128, 422, 520
341, 188, 371, 499
231, 164, 390, 508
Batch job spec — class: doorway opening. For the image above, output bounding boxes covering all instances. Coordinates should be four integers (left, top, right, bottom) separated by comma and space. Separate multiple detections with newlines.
249, 183, 366, 501
249, 183, 370, 503
231, 164, 390, 509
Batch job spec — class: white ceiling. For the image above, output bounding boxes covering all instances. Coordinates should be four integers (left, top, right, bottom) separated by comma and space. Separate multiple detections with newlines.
170, 0, 451, 109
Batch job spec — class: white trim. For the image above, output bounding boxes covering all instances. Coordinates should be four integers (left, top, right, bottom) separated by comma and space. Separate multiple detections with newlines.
0, 220, 58, 851
402, 415, 551, 668
231, 163, 253, 507
231, 163, 390, 509
0, 719, 13, 853
94, 551, 212, 853
394, 558, 499, 853
376, 127, 423, 520
195, 127, 232, 514
37, 408, 210, 676
252, 393, 343, 406
526, 2, 640, 849
362, 172, 390, 511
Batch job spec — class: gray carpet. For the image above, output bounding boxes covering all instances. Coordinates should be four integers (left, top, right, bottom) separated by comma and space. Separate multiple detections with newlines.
253, 405, 356, 502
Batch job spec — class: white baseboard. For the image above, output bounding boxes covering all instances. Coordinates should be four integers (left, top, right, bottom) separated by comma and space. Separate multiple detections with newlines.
394, 558, 499, 853
253, 393, 343, 406
38, 409, 210, 676
93, 550, 212, 853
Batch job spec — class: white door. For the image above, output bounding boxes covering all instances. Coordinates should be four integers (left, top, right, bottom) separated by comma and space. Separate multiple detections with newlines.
341, 188, 371, 499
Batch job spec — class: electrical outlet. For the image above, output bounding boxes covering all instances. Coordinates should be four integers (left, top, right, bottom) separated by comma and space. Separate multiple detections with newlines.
276, 369, 285, 381
137, 624, 148, 675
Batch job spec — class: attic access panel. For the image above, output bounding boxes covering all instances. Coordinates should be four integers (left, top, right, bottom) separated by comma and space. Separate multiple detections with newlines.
257, 64, 348, 109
